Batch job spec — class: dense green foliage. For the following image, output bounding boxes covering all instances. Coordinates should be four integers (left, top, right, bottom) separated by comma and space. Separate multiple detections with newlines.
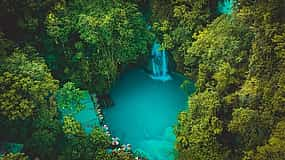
0, 0, 149, 159
0, 152, 29, 160
44, 0, 153, 93
56, 82, 84, 115
150, 0, 285, 159
0, 48, 59, 120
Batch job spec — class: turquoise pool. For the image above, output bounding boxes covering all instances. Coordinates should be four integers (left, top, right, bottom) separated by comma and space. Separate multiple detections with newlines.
103, 68, 195, 160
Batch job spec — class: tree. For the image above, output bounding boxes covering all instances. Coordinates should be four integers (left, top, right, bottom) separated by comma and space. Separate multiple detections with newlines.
0, 153, 29, 160
24, 107, 62, 159
176, 90, 228, 160
0, 49, 58, 120
243, 120, 285, 160
228, 108, 271, 150
185, 15, 252, 85
58, 127, 112, 160
44, 0, 154, 93
56, 82, 84, 115
62, 116, 83, 137
176, 1, 285, 159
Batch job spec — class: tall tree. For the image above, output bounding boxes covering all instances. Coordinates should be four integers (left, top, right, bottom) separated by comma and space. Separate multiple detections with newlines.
0, 48, 58, 120
45, 0, 154, 93
175, 0, 285, 159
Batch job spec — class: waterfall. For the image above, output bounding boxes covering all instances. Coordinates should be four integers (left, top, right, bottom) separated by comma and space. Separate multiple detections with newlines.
151, 41, 171, 81
218, 0, 235, 15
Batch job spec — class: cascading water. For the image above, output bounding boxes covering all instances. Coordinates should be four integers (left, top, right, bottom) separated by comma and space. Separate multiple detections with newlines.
218, 0, 235, 15
151, 41, 171, 81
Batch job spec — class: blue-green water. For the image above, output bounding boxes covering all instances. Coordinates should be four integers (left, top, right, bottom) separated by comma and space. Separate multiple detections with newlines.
103, 69, 194, 160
